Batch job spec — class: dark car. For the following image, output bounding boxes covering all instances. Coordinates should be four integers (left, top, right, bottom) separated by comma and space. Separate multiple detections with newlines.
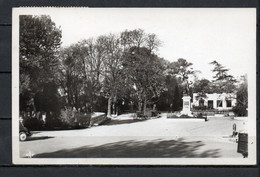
19, 121, 32, 141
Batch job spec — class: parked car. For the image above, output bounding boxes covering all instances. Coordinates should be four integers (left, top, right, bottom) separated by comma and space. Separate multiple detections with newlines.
19, 121, 32, 141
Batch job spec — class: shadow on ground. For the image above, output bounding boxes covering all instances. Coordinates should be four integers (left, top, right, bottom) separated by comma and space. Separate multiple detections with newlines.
103, 118, 148, 126
25, 136, 54, 141
34, 138, 220, 158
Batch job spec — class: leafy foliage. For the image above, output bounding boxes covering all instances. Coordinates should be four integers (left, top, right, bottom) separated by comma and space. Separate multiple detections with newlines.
123, 47, 165, 114
157, 75, 182, 112
99, 34, 125, 116
19, 15, 62, 112
168, 58, 195, 95
210, 60, 234, 81
209, 60, 236, 93
20, 15, 62, 87
233, 75, 248, 116
192, 79, 210, 93
19, 15, 249, 131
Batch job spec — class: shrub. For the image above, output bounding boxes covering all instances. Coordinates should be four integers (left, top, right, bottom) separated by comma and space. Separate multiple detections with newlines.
44, 115, 63, 129
194, 113, 207, 118
23, 117, 44, 131
59, 107, 76, 127
232, 105, 248, 117
179, 114, 193, 118
59, 107, 91, 128
75, 112, 91, 127
135, 111, 147, 119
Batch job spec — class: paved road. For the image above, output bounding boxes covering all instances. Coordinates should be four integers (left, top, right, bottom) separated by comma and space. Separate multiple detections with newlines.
20, 114, 247, 158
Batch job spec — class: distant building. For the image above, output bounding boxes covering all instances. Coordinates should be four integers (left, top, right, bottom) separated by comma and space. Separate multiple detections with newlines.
192, 93, 236, 110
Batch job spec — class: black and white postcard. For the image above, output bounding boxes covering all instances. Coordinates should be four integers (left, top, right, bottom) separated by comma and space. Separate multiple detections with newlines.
12, 8, 256, 165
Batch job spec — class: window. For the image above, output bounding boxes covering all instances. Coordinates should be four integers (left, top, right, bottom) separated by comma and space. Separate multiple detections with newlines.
208, 100, 213, 109
217, 100, 222, 107
199, 99, 204, 107
226, 100, 232, 107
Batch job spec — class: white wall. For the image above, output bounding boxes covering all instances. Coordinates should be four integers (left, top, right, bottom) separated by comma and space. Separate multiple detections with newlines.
192, 93, 236, 110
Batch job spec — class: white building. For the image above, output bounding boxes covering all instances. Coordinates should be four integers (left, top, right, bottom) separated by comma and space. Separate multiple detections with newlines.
192, 93, 237, 110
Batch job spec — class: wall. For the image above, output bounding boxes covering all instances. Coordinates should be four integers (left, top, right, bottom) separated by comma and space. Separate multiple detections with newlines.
192, 93, 237, 110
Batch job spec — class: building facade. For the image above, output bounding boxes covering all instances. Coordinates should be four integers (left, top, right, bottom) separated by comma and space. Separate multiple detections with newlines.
192, 93, 237, 110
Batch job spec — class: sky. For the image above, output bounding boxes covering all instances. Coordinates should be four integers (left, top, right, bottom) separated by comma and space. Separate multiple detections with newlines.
27, 8, 256, 80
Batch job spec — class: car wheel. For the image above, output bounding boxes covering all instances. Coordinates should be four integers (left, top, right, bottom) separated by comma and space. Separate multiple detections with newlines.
19, 132, 27, 141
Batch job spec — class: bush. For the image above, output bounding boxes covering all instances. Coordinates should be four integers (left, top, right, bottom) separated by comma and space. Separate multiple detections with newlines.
75, 113, 91, 127
232, 105, 247, 117
59, 107, 91, 128
59, 107, 75, 127
195, 113, 207, 118
23, 117, 44, 131
44, 115, 63, 129
179, 114, 193, 118
135, 111, 147, 119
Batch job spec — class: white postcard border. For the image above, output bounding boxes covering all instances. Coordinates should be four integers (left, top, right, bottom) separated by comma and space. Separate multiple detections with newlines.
12, 7, 257, 165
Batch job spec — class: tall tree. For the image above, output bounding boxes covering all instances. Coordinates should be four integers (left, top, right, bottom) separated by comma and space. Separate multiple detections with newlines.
20, 15, 62, 112
168, 58, 195, 95
209, 60, 236, 93
236, 75, 248, 107
145, 33, 162, 53
120, 29, 161, 53
120, 29, 162, 115
210, 60, 234, 81
192, 79, 210, 93
123, 47, 165, 115
232, 75, 248, 116
100, 34, 126, 117
58, 44, 85, 109
59, 38, 107, 111
157, 75, 182, 112
81, 38, 105, 103
120, 29, 146, 49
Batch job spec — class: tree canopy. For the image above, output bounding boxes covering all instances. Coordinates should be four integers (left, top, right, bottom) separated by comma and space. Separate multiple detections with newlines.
168, 58, 195, 95
122, 47, 165, 114
19, 15, 249, 129
209, 60, 237, 93
20, 15, 62, 113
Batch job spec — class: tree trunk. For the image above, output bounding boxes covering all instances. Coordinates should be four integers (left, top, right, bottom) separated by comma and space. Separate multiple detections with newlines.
67, 87, 71, 106
113, 95, 117, 115
143, 95, 147, 116
75, 89, 79, 109
138, 93, 142, 112
107, 96, 112, 117
138, 101, 142, 112
112, 102, 115, 115
116, 106, 118, 116
130, 102, 133, 113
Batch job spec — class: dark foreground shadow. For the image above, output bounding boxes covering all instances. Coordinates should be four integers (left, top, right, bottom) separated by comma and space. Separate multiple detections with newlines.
103, 119, 147, 126
25, 136, 54, 141
34, 138, 220, 158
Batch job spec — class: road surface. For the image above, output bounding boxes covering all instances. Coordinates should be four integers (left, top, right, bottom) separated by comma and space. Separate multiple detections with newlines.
20, 113, 247, 158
